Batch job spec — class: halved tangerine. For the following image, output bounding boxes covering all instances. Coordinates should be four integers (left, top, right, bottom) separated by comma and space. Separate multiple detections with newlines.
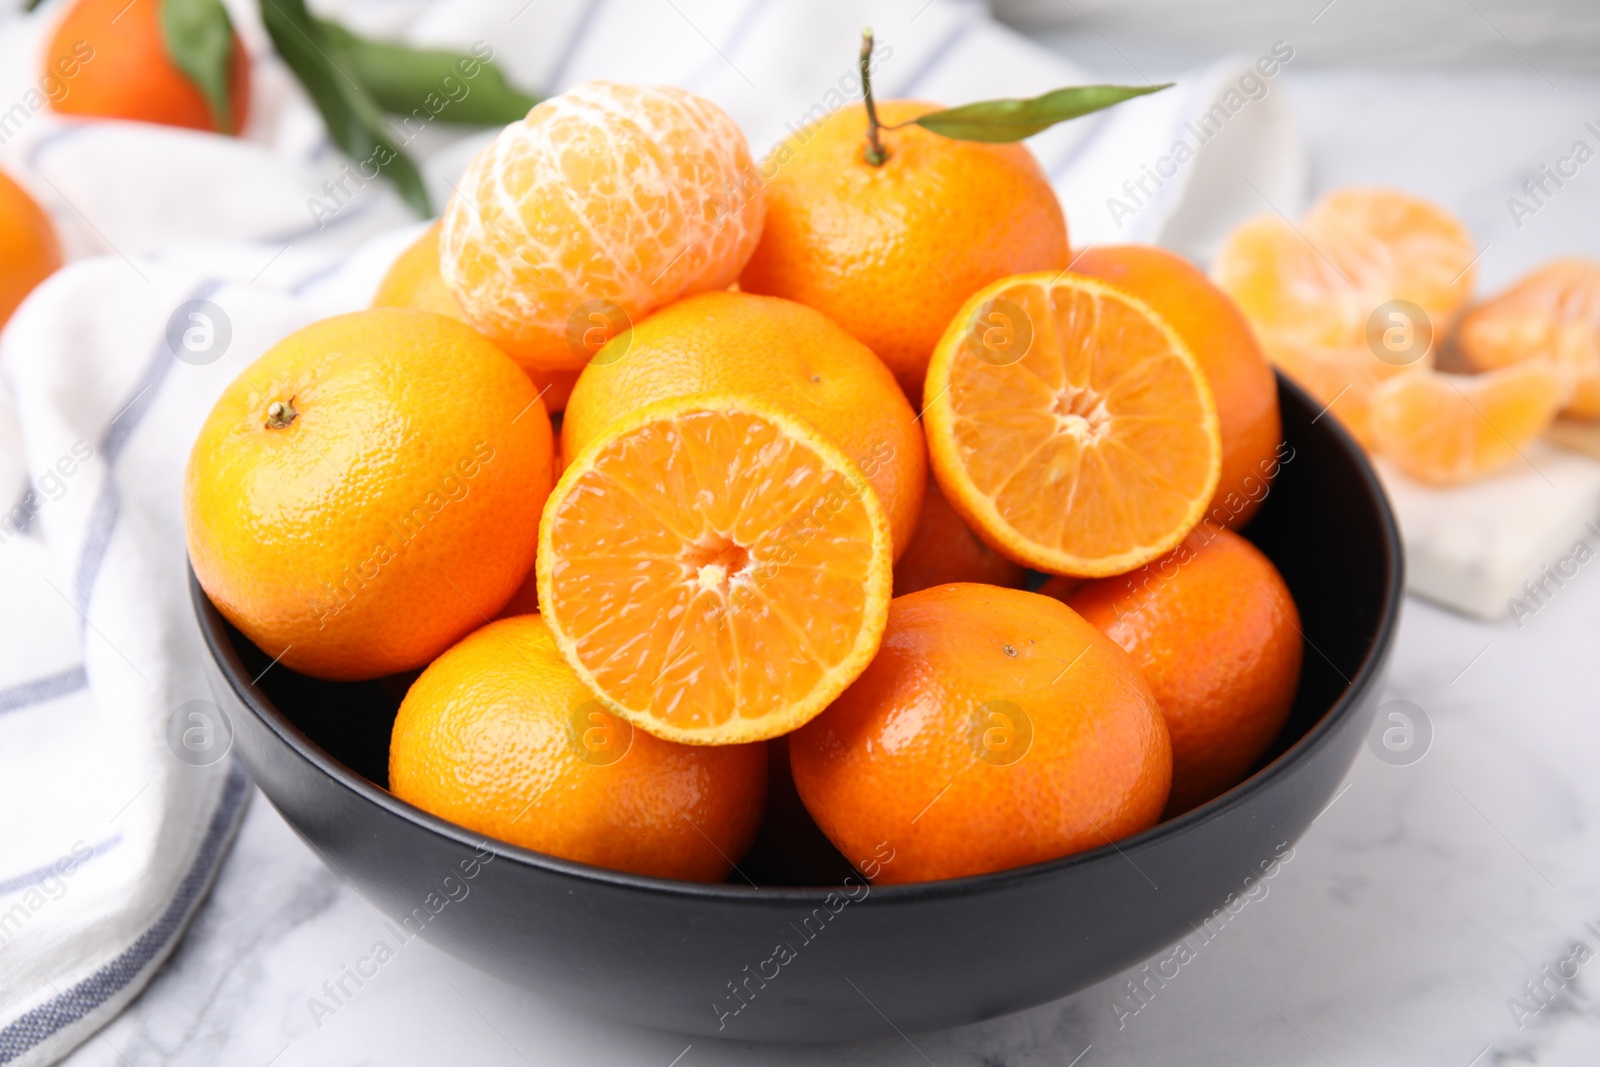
1368, 362, 1563, 486
922, 273, 1221, 577
536, 395, 892, 745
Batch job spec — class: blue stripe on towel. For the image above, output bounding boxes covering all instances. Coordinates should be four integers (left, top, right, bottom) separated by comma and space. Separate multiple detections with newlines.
0, 759, 249, 1064
0, 833, 122, 897
73, 279, 223, 621
0, 665, 88, 716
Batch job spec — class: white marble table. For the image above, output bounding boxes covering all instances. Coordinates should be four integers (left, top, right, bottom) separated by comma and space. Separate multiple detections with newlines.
60, 57, 1600, 1067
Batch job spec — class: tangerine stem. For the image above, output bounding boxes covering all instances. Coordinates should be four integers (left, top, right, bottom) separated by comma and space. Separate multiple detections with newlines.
266, 399, 298, 429
860, 28, 887, 166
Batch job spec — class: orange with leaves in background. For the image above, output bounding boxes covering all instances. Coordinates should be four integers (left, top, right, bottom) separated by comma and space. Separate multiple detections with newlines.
0, 169, 61, 327
46, 0, 251, 134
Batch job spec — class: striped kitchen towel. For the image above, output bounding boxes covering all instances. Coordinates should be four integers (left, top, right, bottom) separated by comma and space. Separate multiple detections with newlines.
0, 0, 1301, 1062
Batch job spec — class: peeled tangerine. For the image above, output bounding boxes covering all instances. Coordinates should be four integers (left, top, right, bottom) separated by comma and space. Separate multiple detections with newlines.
441, 82, 765, 374
1458, 258, 1600, 418
1368, 362, 1564, 486
1213, 187, 1478, 446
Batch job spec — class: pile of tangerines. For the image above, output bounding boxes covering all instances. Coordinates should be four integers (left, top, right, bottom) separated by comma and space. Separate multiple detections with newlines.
182, 79, 1315, 886
0, 4, 1592, 894
0, 48, 1563, 889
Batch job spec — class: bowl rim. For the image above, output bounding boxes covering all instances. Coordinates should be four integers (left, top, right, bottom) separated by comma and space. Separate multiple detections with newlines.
194, 373, 1404, 906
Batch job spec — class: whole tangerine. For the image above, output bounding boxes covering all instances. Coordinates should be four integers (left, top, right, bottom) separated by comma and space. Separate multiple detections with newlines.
185, 308, 553, 681
0, 168, 61, 327
390, 614, 766, 882
46, 0, 251, 133
1059, 527, 1302, 815
739, 100, 1070, 405
790, 583, 1170, 885
892, 480, 1025, 597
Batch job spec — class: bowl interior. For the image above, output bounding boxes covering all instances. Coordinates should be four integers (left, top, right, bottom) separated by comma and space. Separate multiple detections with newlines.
213, 373, 1397, 889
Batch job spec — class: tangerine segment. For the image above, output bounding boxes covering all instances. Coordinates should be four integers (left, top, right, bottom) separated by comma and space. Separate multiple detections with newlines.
924, 273, 1220, 578
1215, 188, 1477, 347
1261, 332, 1417, 449
1310, 188, 1478, 329
1368, 362, 1563, 486
1458, 258, 1600, 418
1213, 189, 1475, 446
441, 82, 765, 373
537, 396, 892, 745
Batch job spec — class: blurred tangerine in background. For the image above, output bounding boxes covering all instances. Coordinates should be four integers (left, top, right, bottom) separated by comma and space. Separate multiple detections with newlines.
1213, 187, 1476, 447
46, 0, 251, 134
0, 168, 61, 327
1458, 257, 1600, 419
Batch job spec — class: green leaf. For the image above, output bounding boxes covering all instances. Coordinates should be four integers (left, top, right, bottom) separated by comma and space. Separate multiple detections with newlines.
316, 22, 539, 125
160, 0, 239, 134
905, 83, 1175, 143
258, 0, 431, 215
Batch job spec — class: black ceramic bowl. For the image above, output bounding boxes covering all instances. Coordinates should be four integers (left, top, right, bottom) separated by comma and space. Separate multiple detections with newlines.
195, 374, 1402, 1042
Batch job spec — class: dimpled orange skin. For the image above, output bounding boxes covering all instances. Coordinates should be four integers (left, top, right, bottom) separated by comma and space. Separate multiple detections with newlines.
562, 291, 926, 559
790, 584, 1170, 885
441, 82, 765, 373
739, 100, 1071, 404
184, 309, 553, 681
47, 0, 251, 133
373, 221, 579, 411
390, 615, 766, 882
1061, 527, 1302, 816
0, 169, 61, 327
1072, 245, 1281, 528
892, 480, 1025, 597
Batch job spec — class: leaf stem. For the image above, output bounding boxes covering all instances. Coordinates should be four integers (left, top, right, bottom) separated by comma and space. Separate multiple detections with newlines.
860, 28, 887, 166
